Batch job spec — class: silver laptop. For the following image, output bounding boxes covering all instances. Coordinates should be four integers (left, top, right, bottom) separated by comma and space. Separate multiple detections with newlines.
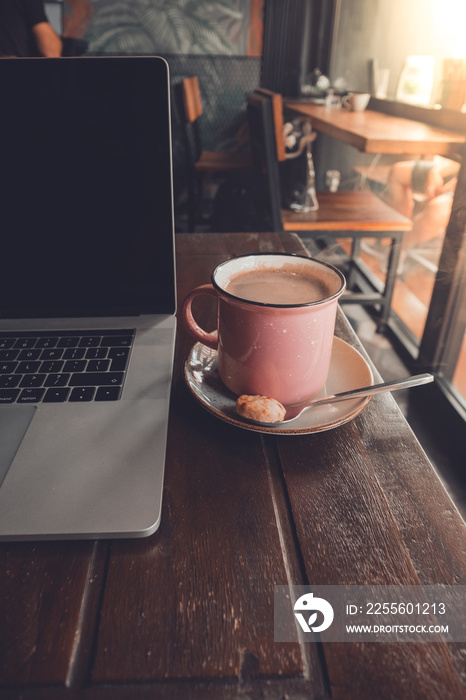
0, 56, 176, 540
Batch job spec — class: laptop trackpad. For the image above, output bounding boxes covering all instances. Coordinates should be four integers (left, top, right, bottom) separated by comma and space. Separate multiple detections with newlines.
0, 406, 36, 488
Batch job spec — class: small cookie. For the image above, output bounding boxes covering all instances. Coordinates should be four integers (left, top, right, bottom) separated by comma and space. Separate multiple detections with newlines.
236, 395, 286, 423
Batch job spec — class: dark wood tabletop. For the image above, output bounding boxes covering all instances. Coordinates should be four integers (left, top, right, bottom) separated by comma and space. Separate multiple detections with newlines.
2, 232, 466, 700
283, 101, 466, 155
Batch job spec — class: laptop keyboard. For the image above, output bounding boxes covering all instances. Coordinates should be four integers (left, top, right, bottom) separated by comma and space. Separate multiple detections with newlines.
0, 330, 135, 404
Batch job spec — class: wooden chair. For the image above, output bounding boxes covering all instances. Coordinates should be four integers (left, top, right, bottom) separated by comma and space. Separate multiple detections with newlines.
177, 76, 252, 231
246, 89, 412, 326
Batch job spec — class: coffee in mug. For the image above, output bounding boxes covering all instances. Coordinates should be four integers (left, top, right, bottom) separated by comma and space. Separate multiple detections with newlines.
182, 254, 346, 405
224, 266, 332, 305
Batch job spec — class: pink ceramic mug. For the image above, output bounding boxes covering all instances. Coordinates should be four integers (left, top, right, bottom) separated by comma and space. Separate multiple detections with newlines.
182, 253, 346, 405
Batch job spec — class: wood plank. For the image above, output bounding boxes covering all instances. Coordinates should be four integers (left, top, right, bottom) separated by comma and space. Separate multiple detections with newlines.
276, 427, 466, 698
275, 313, 466, 700
174, 231, 307, 259
0, 540, 105, 686
370, 97, 466, 133
284, 102, 465, 156
92, 416, 321, 685
91, 233, 325, 692
281, 190, 411, 231
0, 678, 327, 700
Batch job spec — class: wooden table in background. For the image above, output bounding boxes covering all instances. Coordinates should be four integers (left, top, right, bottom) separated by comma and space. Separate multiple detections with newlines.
284, 101, 466, 155
2, 232, 466, 700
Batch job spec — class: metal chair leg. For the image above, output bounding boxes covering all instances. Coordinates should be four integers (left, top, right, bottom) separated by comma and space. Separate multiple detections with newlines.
378, 233, 403, 328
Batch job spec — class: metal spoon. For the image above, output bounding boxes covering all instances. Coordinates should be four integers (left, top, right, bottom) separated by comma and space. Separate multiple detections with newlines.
244, 373, 434, 426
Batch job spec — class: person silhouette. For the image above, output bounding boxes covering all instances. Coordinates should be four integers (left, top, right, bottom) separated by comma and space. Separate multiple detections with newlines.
383, 156, 460, 249
0, 0, 62, 57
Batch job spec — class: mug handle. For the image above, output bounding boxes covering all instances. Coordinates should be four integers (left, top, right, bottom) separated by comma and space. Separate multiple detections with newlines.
182, 284, 219, 350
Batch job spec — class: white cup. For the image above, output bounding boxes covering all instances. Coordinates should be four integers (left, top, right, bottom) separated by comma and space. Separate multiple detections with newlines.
343, 92, 370, 112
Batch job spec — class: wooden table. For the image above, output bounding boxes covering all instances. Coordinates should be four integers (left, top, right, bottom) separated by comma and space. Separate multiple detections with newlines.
284, 101, 466, 156
2, 232, 466, 700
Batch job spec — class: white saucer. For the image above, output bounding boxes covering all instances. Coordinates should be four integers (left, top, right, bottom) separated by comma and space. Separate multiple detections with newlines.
184, 337, 374, 435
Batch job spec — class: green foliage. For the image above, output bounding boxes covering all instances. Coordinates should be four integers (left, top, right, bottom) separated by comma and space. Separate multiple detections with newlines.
84, 0, 251, 55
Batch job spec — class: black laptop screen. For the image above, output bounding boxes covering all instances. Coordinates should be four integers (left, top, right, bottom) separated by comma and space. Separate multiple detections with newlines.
0, 57, 175, 318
